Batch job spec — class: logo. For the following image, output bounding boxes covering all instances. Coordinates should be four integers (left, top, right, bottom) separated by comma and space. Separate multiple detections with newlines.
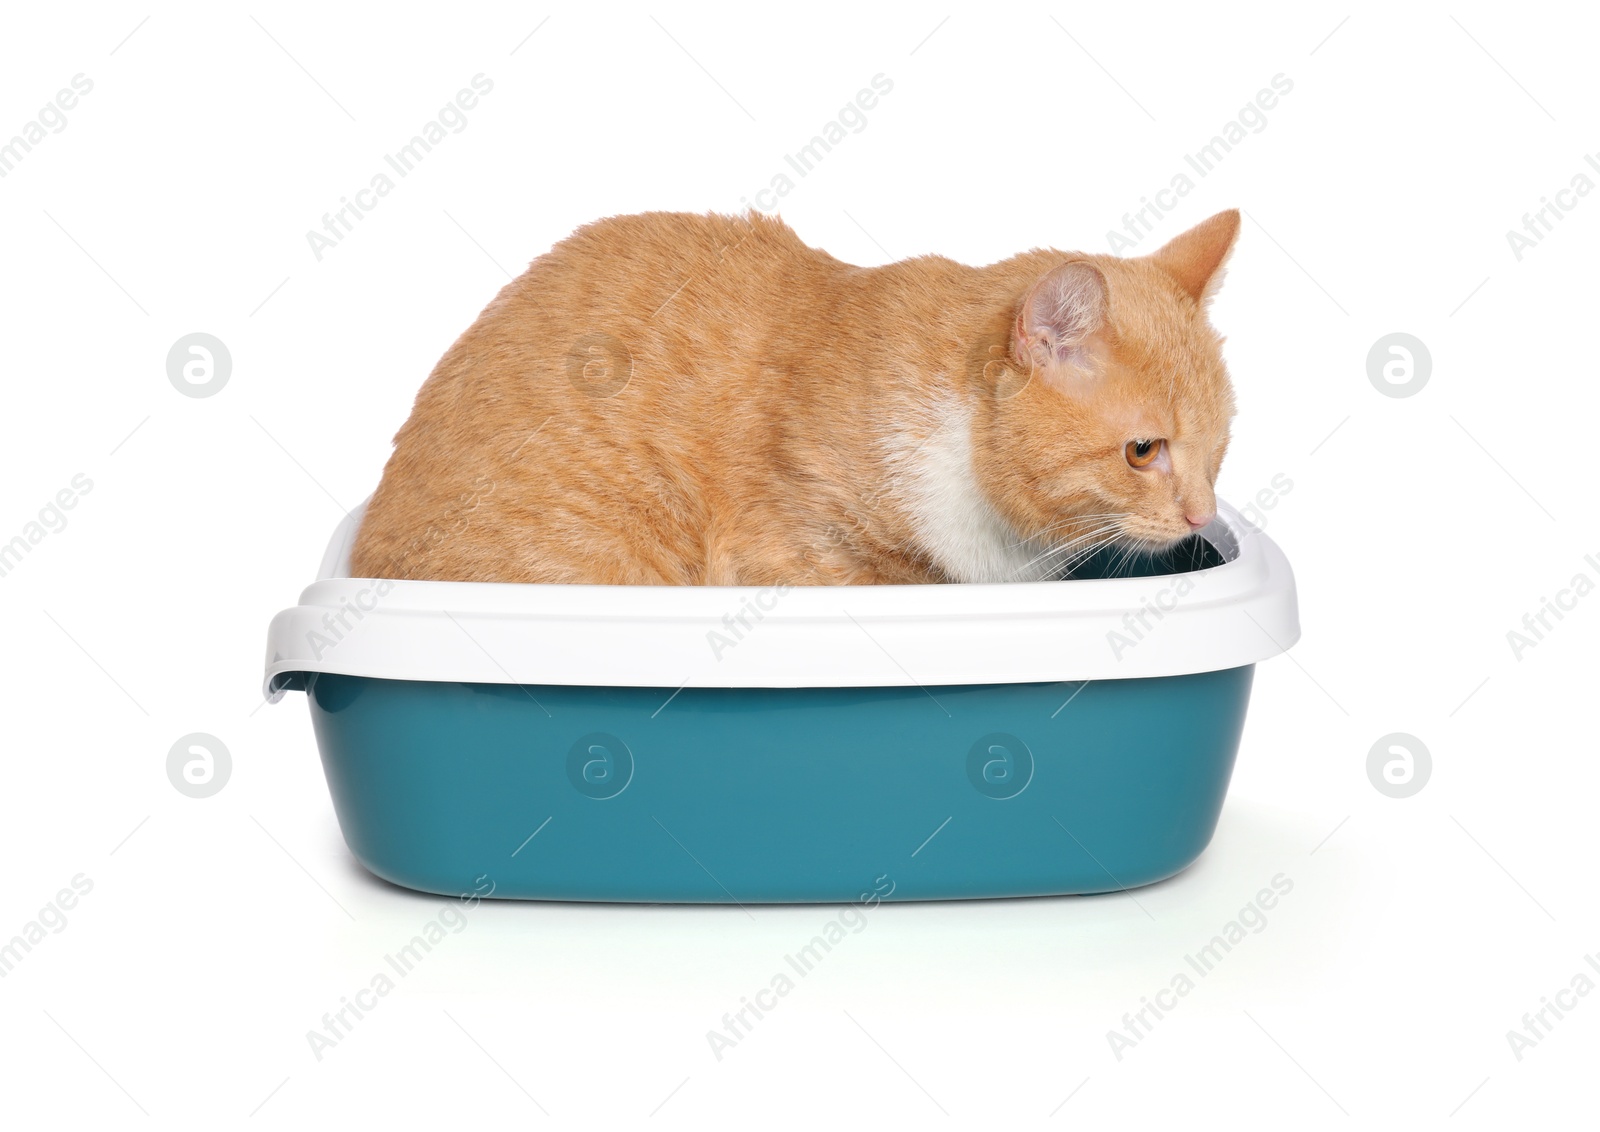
966, 732, 1034, 799
566, 732, 634, 799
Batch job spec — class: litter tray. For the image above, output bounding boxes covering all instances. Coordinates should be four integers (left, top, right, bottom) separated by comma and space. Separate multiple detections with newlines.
264, 499, 1298, 903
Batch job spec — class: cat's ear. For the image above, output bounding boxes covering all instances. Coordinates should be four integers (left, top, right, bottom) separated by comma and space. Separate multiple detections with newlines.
1151, 209, 1240, 305
1013, 261, 1107, 386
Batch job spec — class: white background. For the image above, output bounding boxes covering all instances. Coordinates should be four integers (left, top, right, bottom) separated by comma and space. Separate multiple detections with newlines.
1, 2, 1595, 1127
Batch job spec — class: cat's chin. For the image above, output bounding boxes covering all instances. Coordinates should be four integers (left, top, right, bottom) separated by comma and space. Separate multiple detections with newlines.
1117, 527, 1206, 552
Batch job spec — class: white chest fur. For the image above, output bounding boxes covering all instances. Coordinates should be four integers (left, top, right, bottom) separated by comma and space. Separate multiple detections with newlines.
882, 398, 1045, 583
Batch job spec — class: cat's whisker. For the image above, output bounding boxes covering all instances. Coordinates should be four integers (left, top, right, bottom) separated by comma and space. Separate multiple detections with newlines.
1109, 537, 1146, 578
1019, 514, 1127, 553
1013, 537, 1099, 580
1057, 545, 1123, 579
1063, 531, 1129, 568
1108, 535, 1163, 578
1021, 522, 1125, 568
1039, 543, 1112, 578
1037, 522, 1125, 557
1049, 521, 1130, 556
1014, 522, 1128, 579
1007, 512, 1126, 551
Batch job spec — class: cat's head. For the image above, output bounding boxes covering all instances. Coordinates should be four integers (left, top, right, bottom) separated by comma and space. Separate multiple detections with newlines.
977, 209, 1241, 569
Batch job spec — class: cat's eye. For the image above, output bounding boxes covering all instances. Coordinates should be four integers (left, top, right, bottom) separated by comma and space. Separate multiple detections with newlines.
1125, 439, 1163, 468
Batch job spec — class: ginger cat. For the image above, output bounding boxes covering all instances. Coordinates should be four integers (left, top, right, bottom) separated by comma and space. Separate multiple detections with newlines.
351, 209, 1241, 585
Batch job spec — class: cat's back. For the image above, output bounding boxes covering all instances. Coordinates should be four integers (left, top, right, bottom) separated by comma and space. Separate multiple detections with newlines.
351, 211, 851, 583
445, 210, 845, 401
529, 209, 834, 318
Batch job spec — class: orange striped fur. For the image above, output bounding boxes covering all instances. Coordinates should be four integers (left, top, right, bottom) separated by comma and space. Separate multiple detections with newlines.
351, 209, 1241, 584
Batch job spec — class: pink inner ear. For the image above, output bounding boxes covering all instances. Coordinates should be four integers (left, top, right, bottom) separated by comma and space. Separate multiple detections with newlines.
1019, 261, 1106, 372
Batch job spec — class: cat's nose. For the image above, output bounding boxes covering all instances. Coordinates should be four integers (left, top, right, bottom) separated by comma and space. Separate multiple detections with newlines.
1185, 511, 1214, 531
